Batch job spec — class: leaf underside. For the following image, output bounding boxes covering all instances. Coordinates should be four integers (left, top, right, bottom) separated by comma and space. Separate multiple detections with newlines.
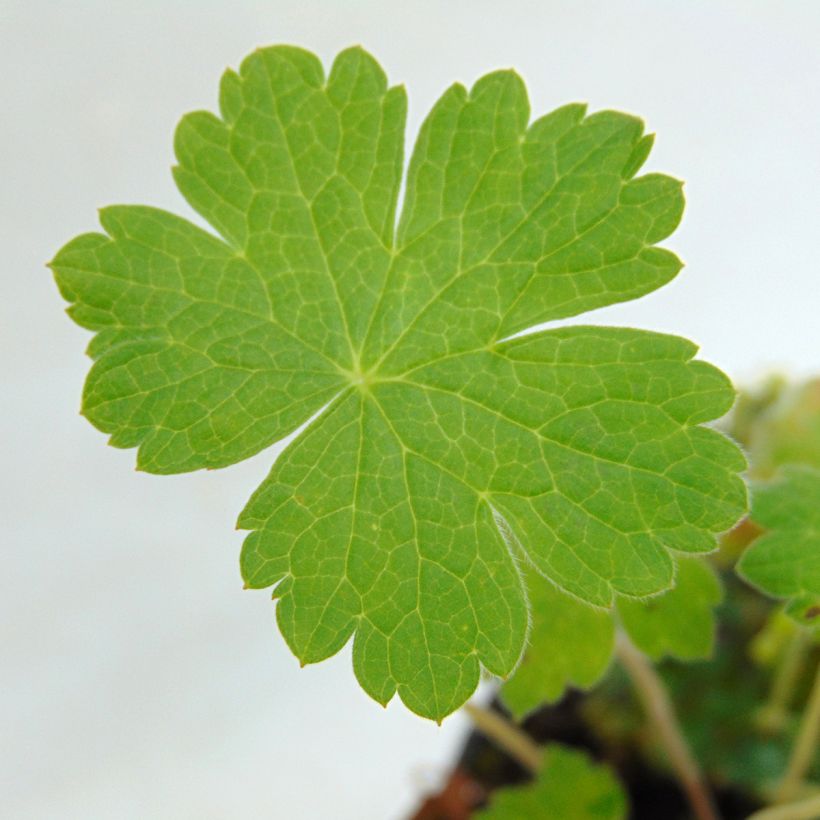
739, 466, 820, 626
51, 45, 747, 720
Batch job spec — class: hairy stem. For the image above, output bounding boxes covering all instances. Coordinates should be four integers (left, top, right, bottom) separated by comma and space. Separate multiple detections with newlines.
462, 702, 542, 773
615, 632, 720, 820
748, 793, 820, 820
775, 660, 820, 803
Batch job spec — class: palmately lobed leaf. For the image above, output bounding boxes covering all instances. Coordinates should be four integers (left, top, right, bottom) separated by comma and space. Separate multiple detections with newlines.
50, 45, 747, 720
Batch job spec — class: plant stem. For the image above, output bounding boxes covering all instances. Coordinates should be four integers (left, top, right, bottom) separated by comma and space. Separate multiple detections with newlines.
775, 660, 820, 803
462, 702, 542, 773
615, 632, 720, 820
760, 633, 809, 734
747, 793, 820, 820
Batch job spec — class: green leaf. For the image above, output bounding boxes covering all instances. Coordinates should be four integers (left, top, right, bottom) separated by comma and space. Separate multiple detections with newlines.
731, 378, 820, 477
478, 744, 627, 819
761, 380, 820, 471
783, 594, 820, 630
501, 575, 614, 717
617, 557, 723, 661
738, 466, 820, 623
50, 45, 747, 721
501, 557, 719, 716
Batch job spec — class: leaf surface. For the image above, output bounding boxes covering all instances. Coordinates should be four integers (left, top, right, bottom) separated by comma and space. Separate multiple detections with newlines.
617, 556, 723, 661
51, 45, 747, 720
501, 557, 720, 715
501, 575, 614, 717
738, 466, 820, 625
478, 744, 627, 819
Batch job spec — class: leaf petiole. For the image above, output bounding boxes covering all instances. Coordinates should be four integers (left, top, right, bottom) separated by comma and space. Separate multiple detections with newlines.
615, 631, 720, 820
462, 702, 542, 773
775, 658, 820, 803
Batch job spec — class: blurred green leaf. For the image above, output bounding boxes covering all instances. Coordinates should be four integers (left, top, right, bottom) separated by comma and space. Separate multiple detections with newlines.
618, 557, 723, 660
479, 744, 627, 819
501, 576, 614, 717
731, 379, 820, 477
739, 466, 820, 626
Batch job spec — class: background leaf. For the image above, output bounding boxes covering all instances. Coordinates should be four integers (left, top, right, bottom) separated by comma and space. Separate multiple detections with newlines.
500, 557, 721, 716
738, 466, 820, 623
617, 557, 723, 661
500, 574, 614, 717
478, 744, 627, 819
744, 380, 820, 477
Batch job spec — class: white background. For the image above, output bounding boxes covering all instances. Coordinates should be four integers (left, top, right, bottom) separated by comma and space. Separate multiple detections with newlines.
2, 1, 819, 818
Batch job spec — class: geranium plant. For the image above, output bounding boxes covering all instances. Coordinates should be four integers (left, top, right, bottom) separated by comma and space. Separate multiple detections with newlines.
51, 45, 820, 819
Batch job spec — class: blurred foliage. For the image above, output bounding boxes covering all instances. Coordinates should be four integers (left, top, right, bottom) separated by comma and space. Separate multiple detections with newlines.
617, 557, 722, 662
500, 575, 614, 718
738, 466, 820, 625
729, 376, 820, 476
583, 571, 820, 797
478, 744, 626, 820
